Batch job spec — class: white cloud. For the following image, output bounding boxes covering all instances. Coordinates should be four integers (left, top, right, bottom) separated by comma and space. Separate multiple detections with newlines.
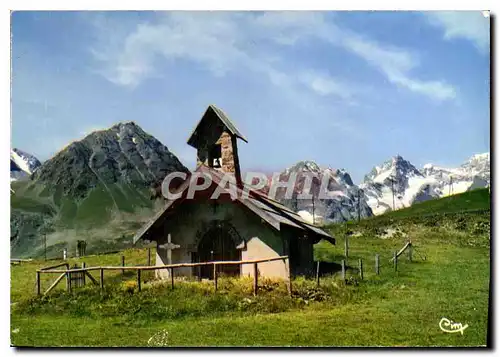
387, 74, 456, 101
88, 11, 457, 102
424, 11, 490, 53
298, 71, 354, 99
340, 34, 456, 101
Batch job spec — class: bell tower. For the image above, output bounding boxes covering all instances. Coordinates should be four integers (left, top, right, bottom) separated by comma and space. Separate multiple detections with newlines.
187, 105, 247, 185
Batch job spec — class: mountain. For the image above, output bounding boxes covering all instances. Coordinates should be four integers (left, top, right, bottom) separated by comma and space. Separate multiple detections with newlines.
272, 161, 373, 224
11, 122, 189, 258
361, 153, 490, 215
10, 148, 41, 181
33, 122, 188, 198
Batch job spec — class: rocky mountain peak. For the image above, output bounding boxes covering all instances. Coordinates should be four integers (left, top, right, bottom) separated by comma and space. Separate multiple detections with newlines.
10, 148, 42, 181
363, 155, 422, 185
285, 160, 321, 175
333, 168, 354, 186
276, 160, 372, 224
360, 152, 490, 215
32, 122, 189, 198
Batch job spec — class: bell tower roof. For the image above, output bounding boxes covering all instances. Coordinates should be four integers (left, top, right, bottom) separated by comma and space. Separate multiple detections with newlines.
187, 104, 248, 149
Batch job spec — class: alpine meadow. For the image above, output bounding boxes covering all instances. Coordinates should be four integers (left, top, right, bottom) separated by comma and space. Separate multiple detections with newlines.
10, 10, 490, 348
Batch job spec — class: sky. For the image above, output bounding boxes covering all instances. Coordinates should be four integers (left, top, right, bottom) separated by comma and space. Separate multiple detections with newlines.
11, 11, 490, 183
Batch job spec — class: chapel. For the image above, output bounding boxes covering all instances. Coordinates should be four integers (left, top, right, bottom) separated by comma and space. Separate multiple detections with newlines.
133, 104, 335, 279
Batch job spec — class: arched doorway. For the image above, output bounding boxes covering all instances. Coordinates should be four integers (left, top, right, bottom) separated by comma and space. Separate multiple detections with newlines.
195, 221, 241, 279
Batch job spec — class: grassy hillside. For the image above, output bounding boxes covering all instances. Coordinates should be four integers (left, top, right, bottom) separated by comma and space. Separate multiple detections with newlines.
324, 188, 491, 242
384, 188, 490, 218
11, 202, 490, 347
11, 179, 160, 259
11, 121, 189, 259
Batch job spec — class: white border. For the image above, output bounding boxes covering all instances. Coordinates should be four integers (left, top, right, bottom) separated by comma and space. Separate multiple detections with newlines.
2, 1, 496, 356
1, 0, 497, 11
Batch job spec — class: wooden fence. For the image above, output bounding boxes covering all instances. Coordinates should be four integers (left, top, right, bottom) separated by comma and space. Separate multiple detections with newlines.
315, 239, 415, 286
36, 256, 291, 297
11, 259, 33, 265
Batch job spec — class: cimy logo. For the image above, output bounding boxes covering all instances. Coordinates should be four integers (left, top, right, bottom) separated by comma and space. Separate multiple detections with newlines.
439, 317, 469, 335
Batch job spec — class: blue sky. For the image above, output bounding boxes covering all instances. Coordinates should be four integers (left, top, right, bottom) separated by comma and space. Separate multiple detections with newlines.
11, 11, 490, 183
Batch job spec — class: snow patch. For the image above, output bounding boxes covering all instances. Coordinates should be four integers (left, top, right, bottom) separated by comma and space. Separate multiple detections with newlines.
11, 150, 32, 175
297, 210, 314, 224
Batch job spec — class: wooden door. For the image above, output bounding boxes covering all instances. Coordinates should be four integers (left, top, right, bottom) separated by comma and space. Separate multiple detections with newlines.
197, 224, 241, 279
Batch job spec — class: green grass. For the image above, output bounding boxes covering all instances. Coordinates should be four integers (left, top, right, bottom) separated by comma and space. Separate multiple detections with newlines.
11, 181, 156, 259
10, 190, 491, 347
383, 188, 490, 219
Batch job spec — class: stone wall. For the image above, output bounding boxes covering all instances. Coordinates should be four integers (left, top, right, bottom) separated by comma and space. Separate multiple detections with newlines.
215, 131, 235, 174
154, 201, 285, 279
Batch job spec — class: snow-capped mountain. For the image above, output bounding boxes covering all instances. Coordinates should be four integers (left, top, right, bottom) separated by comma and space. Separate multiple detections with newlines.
273, 161, 373, 224
11, 148, 41, 181
361, 153, 490, 215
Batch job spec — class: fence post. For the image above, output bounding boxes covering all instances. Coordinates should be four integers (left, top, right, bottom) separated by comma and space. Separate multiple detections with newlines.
408, 243, 413, 262
137, 269, 141, 292
148, 248, 151, 266
375, 254, 380, 275
285, 257, 292, 296
316, 261, 320, 287
66, 271, 72, 293
36, 271, 41, 296
170, 268, 174, 290
213, 264, 218, 292
341, 259, 346, 281
100, 268, 104, 290
394, 251, 398, 272
359, 259, 363, 280
345, 235, 349, 259
253, 263, 258, 296
121, 256, 125, 276
82, 262, 86, 286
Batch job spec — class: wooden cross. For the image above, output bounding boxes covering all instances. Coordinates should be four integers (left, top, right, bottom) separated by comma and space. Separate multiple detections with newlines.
159, 234, 180, 265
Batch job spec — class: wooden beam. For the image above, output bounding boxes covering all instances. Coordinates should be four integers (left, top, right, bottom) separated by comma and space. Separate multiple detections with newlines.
100, 268, 104, 290
66, 271, 72, 293
137, 270, 141, 292
170, 268, 174, 290
85, 271, 99, 286
82, 263, 86, 286
316, 261, 320, 287
359, 259, 363, 280
213, 264, 218, 292
43, 273, 66, 296
253, 263, 258, 296
341, 260, 346, 281
37, 256, 290, 273
40, 262, 70, 271
390, 242, 411, 262
36, 271, 41, 296
284, 257, 292, 296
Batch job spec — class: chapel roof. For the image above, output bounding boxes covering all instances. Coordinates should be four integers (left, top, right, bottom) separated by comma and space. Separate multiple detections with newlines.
187, 104, 248, 148
132, 164, 335, 245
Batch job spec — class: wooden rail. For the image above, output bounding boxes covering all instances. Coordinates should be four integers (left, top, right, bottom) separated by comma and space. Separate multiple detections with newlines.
11, 259, 33, 265
40, 262, 69, 271
390, 241, 412, 262
36, 256, 291, 296
37, 256, 289, 274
